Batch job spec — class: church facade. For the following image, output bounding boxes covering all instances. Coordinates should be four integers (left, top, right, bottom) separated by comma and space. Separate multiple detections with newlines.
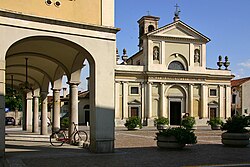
114, 14, 233, 126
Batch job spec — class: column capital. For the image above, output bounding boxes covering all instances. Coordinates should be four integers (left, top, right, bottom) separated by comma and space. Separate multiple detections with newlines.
115, 81, 121, 84
121, 81, 128, 84
51, 88, 61, 92
147, 82, 153, 85
189, 83, 194, 86
67, 81, 80, 86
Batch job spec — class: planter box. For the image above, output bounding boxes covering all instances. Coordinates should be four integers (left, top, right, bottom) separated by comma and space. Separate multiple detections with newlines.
222, 132, 250, 147
127, 126, 140, 130
157, 136, 185, 149
157, 124, 168, 131
211, 125, 221, 130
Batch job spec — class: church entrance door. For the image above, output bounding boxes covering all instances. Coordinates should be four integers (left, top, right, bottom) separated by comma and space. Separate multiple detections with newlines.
170, 101, 181, 125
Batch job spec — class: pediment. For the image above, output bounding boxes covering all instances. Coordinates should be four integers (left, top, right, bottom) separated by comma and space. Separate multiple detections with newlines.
147, 20, 210, 42
128, 99, 141, 105
208, 100, 218, 106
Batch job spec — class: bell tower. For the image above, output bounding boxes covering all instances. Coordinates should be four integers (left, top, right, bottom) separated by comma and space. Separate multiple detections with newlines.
137, 15, 160, 50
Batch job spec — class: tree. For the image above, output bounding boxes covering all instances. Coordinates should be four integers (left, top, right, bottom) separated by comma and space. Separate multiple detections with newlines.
5, 87, 22, 111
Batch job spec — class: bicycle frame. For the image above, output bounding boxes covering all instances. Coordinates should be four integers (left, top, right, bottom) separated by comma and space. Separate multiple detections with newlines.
60, 122, 78, 141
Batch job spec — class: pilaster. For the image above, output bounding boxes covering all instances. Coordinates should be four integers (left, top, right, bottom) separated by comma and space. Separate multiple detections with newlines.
115, 81, 120, 119
161, 41, 165, 64
225, 85, 231, 118
201, 84, 208, 118
159, 83, 165, 117
122, 82, 128, 119
146, 82, 152, 118
189, 84, 194, 117
140, 82, 145, 120
219, 85, 224, 118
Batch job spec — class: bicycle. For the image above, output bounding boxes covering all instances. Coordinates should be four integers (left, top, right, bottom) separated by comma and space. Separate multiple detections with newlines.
50, 122, 88, 146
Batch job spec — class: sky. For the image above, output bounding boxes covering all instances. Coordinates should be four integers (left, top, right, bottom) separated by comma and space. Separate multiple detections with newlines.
115, 0, 250, 79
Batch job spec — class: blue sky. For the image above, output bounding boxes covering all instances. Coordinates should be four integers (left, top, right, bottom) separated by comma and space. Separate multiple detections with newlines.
115, 0, 250, 79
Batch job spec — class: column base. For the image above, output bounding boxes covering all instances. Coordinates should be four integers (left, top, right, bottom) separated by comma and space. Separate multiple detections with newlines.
89, 139, 114, 153
143, 118, 154, 126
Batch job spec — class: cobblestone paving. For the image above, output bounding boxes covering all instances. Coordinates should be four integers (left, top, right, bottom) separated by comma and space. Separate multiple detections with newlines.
3, 126, 250, 167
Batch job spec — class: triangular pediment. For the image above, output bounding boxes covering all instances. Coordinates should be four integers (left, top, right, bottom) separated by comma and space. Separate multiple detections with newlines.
147, 20, 210, 42
128, 99, 141, 105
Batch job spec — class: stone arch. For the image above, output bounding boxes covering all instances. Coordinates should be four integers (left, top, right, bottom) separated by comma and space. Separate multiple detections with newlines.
1, 19, 116, 153
148, 25, 155, 32
165, 84, 187, 125
167, 53, 188, 71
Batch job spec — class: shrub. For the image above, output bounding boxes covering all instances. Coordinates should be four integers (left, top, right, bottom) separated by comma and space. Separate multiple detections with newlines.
221, 115, 249, 133
61, 117, 69, 128
181, 116, 195, 130
207, 117, 223, 127
154, 117, 169, 125
124, 116, 142, 129
156, 127, 197, 144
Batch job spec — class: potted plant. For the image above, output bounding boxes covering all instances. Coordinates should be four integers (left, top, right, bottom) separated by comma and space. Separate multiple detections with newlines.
154, 117, 169, 130
221, 115, 250, 147
155, 127, 197, 149
207, 117, 223, 130
124, 116, 142, 130
181, 116, 196, 130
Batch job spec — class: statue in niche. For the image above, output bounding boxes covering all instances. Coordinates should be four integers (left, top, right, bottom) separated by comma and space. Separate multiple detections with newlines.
194, 49, 200, 63
153, 46, 159, 60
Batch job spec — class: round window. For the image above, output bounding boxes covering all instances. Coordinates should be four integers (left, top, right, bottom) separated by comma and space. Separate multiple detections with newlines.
45, 0, 52, 5
55, 1, 61, 7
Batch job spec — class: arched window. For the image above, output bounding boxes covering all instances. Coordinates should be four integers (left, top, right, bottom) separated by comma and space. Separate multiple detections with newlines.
168, 61, 185, 70
84, 105, 90, 109
148, 25, 155, 32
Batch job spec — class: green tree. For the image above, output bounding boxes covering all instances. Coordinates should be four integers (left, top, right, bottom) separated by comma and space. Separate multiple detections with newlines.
5, 87, 22, 111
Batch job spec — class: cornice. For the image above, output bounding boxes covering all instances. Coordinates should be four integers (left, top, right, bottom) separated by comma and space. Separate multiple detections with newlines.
0, 9, 120, 34
148, 35, 207, 43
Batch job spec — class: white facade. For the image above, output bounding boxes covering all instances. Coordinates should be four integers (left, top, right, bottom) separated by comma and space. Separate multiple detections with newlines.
115, 15, 233, 126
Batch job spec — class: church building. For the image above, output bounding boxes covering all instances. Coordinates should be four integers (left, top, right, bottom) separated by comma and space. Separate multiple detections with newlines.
114, 10, 233, 126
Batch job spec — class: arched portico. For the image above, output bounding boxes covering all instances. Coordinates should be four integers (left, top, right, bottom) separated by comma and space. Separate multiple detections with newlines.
0, 12, 117, 156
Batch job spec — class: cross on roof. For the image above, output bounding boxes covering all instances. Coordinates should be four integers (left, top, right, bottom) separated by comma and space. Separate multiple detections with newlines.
174, 4, 180, 17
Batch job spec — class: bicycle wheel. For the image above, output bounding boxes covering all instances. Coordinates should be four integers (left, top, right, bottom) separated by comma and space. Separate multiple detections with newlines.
50, 130, 66, 146
74, 130, 88, 144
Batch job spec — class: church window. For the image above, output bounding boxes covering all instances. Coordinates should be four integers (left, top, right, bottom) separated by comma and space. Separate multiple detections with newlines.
209, 89, 217, 97
139, 26, 144, 37
130, 87, 139, 95
148, 25, 155, 32
168, 61, 185, 70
